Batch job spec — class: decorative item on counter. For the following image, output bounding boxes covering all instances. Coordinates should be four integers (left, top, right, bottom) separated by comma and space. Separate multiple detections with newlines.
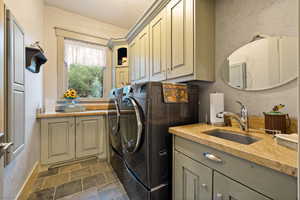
56, 89, 85, 113
272, 104, 285, 112
210, 93, 225, 126
263, 104, 291, 134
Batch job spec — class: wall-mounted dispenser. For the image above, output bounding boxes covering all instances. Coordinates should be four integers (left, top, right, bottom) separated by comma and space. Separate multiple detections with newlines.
26, 41, 47, 73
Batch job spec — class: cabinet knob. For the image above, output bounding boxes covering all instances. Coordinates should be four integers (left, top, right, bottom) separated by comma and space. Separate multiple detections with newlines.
214, 193, 223, 200
201, 183, 207, 188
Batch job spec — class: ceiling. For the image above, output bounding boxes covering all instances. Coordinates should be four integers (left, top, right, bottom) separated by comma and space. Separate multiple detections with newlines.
44, 0, 155, 30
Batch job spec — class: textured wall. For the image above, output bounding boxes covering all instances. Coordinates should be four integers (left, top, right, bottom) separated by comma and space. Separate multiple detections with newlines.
3, 0, 44, 199
198, 0, 298, 122
43, 6, 128, 108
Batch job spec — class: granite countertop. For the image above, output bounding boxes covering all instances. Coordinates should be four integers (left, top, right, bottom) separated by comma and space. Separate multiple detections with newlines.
169, 124, 297, 177
36, 110, 117, 119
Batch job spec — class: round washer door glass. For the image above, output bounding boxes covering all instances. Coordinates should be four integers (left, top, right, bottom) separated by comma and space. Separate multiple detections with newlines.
120, 97, 143, 153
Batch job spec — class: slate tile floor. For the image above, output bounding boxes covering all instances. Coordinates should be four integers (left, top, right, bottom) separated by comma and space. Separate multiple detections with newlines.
26, 159, 129, 200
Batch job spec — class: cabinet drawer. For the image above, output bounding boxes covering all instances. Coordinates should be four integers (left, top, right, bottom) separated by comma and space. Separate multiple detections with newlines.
214, 172, 271, 200
174, 136, 297, 200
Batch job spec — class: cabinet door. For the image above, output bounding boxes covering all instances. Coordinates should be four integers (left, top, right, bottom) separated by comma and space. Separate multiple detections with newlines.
115, 67, 129, 88
166, 0, 194, 79
174, 151, 212, 200
214, 172, 272, 200
149, 8, 167, 81
41, 118, 75, 164
129, 40, 140, 82
76, 116, 106, 159
136, 25, 150, 82
7, 11, 25, 162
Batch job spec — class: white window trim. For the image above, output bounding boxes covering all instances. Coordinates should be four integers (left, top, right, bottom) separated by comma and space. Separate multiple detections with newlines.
55, 27, 113, 101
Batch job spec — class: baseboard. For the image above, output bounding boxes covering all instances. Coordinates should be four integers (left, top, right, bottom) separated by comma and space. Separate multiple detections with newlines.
15, 161, 40, 200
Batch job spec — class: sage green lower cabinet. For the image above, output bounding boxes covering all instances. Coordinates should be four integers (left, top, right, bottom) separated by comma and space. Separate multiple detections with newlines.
41, 116, 107, 165
174, 150, 212, 200
41, 117, 75, 164
173, 135, 297, 200
213, 172, 271, 200
76, 116, 106, 159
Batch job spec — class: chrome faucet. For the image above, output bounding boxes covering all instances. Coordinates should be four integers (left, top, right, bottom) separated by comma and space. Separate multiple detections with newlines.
216, 101, 249, 131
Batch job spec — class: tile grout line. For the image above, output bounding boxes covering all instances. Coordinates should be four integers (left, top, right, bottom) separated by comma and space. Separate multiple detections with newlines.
52, 186, 57, 200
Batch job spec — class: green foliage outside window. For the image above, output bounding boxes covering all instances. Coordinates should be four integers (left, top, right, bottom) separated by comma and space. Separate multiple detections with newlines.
68, 64, 104, 98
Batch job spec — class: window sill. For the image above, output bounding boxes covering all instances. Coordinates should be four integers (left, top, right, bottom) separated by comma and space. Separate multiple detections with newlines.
57, 98, 111, 104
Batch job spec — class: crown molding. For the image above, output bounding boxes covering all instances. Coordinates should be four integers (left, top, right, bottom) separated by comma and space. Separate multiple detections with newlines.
125, 0, 170, 43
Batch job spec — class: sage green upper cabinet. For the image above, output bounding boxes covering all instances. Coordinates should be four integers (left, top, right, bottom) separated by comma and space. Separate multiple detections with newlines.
128, 0, 215, 83
136, 25, 150, 83
149, 8, 167, 81
214, 172, 271, 200
166, 0, 215, 81
174, 150, 212, 200
166, 0, 194, 79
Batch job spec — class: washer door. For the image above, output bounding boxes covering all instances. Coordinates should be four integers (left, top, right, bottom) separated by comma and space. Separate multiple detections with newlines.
108, 98, 122, 155
120, 96, 143, 154
112, 99, 120, 135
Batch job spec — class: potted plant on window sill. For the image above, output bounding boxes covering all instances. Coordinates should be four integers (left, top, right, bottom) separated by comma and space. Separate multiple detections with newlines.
61, 89, 85, 112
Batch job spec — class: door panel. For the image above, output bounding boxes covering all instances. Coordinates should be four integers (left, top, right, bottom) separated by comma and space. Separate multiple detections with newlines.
7, 11, 25, 161
76, 116, 105, 159
150, 8, 167, 81
214, 172, 272, 200
129, 40, 137, 82
11, 90, 25, 156
115, 67, 129, 88
12, 21, 24, 85
136, 25, 149, 82
174, 150, 212, 200
171, 0, 184, 68
49, 123, 71, 156
166, 0, 194, 79
41, 118, 75, 164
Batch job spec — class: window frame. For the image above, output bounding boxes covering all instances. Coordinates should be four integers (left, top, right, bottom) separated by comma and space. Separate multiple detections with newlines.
55, 27, 112, 101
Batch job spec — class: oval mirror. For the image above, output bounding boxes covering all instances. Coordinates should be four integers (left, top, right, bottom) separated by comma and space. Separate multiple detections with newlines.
222, 35, 298, 91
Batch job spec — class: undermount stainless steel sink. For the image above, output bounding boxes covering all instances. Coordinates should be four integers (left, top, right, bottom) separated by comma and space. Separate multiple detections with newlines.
204, 129, 259, 145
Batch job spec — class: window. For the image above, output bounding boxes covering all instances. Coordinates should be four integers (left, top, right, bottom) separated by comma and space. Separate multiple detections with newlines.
64, 39, 107, 98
